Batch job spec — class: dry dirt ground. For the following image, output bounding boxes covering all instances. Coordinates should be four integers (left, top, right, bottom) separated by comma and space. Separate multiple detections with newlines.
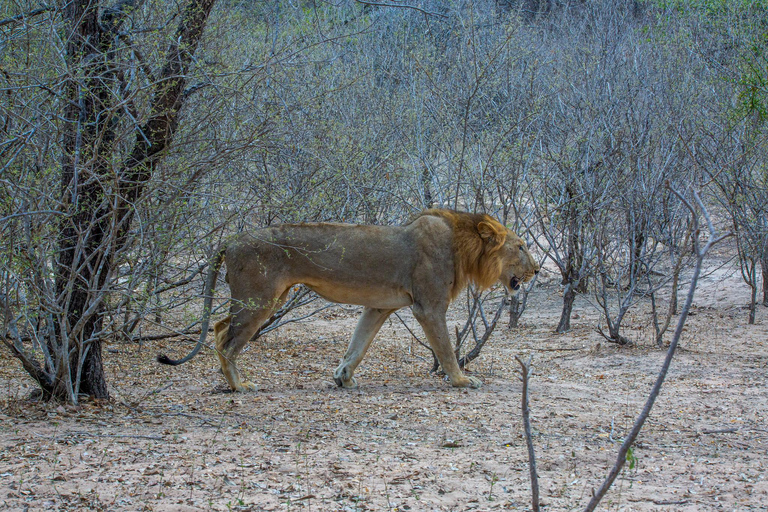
1, 261, 767, 511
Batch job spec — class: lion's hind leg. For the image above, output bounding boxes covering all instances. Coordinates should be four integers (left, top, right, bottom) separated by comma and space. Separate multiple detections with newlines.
334, 307, 395, 388
214, 314, 258, 392
216, 290, 288, 392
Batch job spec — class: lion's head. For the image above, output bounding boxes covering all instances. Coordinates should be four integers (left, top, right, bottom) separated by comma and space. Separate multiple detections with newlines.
419, 210, 540, 297
492, 228, 540, 294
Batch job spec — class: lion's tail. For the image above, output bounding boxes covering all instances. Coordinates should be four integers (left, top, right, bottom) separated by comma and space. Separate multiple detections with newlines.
157, 248, 226, 366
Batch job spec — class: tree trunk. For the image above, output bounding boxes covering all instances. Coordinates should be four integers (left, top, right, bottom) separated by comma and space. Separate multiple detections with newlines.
41, 0, 217, 402
556, 282, 576, 333
670, 273, 679, 315
653, 267, 680, 346
607, 312, 631, 345
80, 340, 109, 397
508, 293, 521, 329
53, 0, 112, 401
761, 252, 768, 306
422, 168, 433, 208
572, 237, 589, 294
746, 259, 757, 325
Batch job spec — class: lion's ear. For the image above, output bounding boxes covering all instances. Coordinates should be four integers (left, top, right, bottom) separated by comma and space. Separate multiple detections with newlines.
477, 220, 506, 248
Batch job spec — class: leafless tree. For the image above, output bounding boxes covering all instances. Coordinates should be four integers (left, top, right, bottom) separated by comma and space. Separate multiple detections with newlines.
592, 169, 681, 345
4, 0, 761, 404
584, 188, 730, 510
709, 134, 768, 323
0, 0, 284, 402
453, 288, 508, 370
533, 163, 604, 333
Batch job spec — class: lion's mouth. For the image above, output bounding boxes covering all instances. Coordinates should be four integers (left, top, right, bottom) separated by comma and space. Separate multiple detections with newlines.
510, 277, 521, 291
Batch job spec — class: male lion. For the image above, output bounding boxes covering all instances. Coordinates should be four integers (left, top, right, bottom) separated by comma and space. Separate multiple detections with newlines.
158, 209, 539, 391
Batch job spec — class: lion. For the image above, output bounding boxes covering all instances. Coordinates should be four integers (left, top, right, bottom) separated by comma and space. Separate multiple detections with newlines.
157, 209, 539, 391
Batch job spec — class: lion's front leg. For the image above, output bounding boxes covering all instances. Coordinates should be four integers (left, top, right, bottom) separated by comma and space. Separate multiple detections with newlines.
334, 307, 395, 388
412, 304, 482, 389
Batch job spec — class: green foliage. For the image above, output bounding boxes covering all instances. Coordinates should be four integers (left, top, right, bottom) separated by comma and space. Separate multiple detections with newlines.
626, 445, 638, 471
647, 0, 768, 14
737, 34, 768, 123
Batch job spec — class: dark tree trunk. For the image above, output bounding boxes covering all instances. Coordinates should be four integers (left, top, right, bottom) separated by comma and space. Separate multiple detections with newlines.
509, 284, 533, 329
572, 237, 589, 293
670, 275, 679, 315
508, 293, 521, 329
574, 276, 589, 294
41, 0, 217, 402
573, 248, 589, 293
631, 228, 645, 282
53, 0, 113, 400
746, 259, 757, 325
422, 168, 433, 208
556, 283, 576, 333
558, 210, 580, 334
761, 252, 768, 306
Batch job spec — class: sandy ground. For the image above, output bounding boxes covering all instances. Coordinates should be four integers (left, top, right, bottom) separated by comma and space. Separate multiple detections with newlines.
1, 260, 766, 511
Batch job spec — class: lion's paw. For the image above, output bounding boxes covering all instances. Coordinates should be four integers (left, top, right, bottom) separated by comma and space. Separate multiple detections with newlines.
334, 375, 358, 388
467, 376, 483, 389
451, 375, 483, 389
333, 365, 359, 388
233, 380, 257, 392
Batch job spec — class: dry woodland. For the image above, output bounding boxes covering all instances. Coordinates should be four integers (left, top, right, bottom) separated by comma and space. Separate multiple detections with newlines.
1, 255, 766, 511
2, 1, 768, 511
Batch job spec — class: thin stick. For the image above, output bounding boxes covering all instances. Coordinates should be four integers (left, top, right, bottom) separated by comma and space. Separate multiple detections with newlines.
66, 432, 164, 441
583, 187, 730, 511
515, 355, 540, 512
355, 0, 448, 18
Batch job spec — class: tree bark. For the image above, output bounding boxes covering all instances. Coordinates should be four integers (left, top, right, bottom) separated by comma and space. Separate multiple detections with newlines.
45, 0, 217, 402
422, 168, 433, 208
119, 0, 217, 220
556, 282, 576, 333
54, 0, 112, 400
746, 259, 757, 325
761, 251, 768, 306
508, 293, 521, 328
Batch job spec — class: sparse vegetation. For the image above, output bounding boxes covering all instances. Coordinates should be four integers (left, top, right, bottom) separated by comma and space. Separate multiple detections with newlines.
1, 0, 766, 509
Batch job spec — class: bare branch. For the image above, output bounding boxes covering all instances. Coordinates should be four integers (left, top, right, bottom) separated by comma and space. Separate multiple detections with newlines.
0, 5, 55, 29
515, 356, 540, 512
458, 295, 507, 368
354, 0, 448, 19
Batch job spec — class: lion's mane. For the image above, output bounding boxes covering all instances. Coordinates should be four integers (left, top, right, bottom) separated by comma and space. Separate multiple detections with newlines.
415, 209, 509, 298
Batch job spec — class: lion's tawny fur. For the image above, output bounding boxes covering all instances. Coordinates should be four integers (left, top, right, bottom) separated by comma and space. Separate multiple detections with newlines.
158, 209, 539, 392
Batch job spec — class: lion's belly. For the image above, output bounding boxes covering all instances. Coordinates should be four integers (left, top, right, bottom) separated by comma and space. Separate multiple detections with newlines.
306, 283, 413, 309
